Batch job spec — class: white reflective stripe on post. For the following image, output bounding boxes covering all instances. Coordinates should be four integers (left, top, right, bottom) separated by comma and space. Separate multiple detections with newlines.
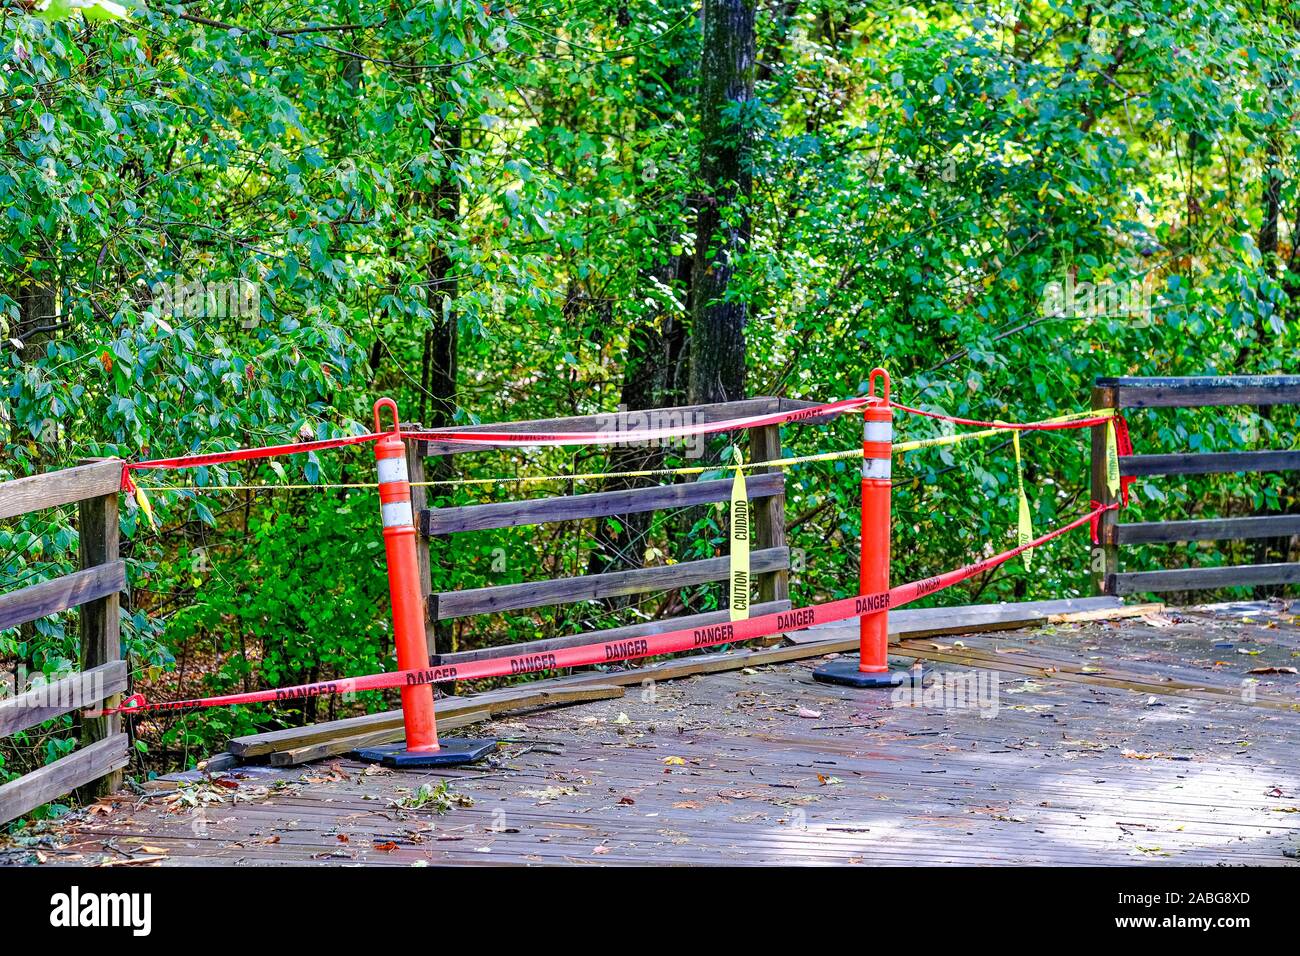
863, 420, 892, 443
377, 456, 409, 485
862, 458, 891, 480
381, 500, 414, 529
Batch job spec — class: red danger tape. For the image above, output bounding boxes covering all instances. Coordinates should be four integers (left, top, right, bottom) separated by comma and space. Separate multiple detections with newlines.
401, 397, 872, 447
119, 396, 871, 488
889, 401, 1114, 431
108, 504, 1115, 716
121, 431, 384, 491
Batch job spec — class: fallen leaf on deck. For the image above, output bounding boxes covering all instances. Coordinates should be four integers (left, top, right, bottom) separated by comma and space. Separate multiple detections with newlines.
662, 756, 686, 766
519, 786, 579, 802
1141, 613, 1176, 628
374, 841, 399, 852
1248, 666, 1297, 675
302, 762, 351, 784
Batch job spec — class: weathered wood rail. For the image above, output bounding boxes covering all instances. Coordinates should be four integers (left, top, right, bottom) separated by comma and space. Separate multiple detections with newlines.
405, 397, 819, 661
1091, 375, 1300, 596
0, 459, 130, 825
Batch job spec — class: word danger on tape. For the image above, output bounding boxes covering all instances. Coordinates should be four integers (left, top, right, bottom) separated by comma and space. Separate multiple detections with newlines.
109, 504, 1114, 716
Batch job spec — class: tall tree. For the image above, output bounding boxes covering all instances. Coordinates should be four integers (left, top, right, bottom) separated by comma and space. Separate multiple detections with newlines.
689, 0, 756, 405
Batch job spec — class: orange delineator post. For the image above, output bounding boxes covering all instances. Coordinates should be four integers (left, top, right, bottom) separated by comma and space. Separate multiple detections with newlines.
813, 367, 905, 688
354, 398, 495, 768
859, 375, 892, 673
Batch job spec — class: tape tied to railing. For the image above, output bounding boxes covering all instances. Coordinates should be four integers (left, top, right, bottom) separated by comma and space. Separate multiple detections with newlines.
729, 446, 750, 622
1009, 427, 1033, 570
1105, 419, 1121, 498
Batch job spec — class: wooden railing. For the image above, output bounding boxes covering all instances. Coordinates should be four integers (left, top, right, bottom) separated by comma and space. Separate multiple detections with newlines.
1091, 375, 1300, 596
406, 398, 820, 664
0, 459, 129, 825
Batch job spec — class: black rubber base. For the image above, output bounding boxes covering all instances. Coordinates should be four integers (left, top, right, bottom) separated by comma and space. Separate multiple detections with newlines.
353, 737, 497, 768
813, 658, 924, 688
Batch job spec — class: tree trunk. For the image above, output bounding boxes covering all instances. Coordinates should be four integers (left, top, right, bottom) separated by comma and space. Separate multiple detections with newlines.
421, 118, 462, 651
586, 316, 683, 578
689, 0, 755, 407
586, 3, 693, 578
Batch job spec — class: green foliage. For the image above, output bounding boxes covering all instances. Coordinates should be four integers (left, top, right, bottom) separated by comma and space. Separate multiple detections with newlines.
151, 492, 390, 754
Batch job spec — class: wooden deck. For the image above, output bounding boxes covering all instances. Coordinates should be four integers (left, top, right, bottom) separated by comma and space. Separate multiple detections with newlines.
6, 602, 1300, 866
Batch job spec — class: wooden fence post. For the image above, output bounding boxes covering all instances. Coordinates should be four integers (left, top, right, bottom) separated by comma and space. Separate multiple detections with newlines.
749, 423, 788, 644
1090, 383, 1119, 595
76, 460, 123, 798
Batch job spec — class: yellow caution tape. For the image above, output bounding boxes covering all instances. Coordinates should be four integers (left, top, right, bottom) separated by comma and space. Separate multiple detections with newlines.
132, 484, 158, 531
729, 447, 750, 622
127, 407, 1117, 495
1105, 419, 1121, 497
892, 408, 1115, 454
1011, 429, 1033, 570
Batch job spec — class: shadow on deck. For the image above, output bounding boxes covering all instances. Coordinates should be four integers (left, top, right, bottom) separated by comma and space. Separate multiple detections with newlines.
7, 602, 1300, 866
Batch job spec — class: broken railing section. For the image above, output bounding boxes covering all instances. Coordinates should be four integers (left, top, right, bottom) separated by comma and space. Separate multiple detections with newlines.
410, 396, 806, 663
